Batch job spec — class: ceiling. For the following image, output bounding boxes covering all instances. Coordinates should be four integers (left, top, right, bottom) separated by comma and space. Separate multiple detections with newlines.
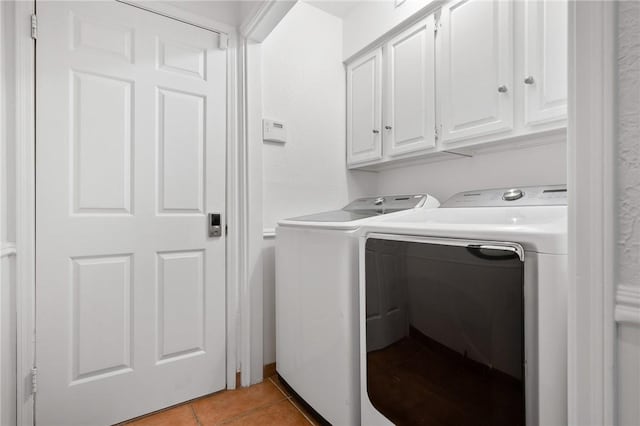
162, 0, 265, 27
161, 0, 361, 30
304, 0, 360, 19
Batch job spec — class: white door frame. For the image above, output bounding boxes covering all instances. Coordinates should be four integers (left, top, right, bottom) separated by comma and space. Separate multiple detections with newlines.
567, 1, 617, 425
14, 2, 36, 424
236, 0, 295, 387
13, 1, 243, 424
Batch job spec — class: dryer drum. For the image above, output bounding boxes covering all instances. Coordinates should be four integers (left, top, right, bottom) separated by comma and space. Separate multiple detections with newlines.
364, 238, 525, 426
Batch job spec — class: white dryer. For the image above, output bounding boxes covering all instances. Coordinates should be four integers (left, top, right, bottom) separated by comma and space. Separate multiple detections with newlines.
358, 185, 568, 426
276, 194, 440, 425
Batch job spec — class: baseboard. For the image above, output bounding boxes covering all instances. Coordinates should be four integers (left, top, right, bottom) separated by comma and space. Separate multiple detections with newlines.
615, 285, 640, 325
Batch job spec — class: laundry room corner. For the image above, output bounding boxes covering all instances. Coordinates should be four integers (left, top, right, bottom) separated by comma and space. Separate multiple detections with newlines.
259, 1, 378, 368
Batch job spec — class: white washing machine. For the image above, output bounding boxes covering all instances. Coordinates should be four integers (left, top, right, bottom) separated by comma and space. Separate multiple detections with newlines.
358, 185, 568, 426
276, 194, 440, 425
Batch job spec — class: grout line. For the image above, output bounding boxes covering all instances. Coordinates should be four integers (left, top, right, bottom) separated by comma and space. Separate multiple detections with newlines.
217, 398, 289, 425
122, 380, 299, 425
214, 382, 290, 425
189, 404, 202, 426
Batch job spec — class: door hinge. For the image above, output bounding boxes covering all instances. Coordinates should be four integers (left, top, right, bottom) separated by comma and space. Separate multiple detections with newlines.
30, 14, 37, 39
435, 125, 439, 141
31, 367, 38, 394
225, 224, 228, 235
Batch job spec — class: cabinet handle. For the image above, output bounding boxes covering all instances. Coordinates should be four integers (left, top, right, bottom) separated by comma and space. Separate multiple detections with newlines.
524, 76, 535, 85
498, 85, 508, 93
372, 129, 380, 134
385, 126, 392, 130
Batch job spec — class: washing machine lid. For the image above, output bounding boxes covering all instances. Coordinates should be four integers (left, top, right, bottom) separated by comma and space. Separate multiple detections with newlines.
360, 185, 568, 254
278, 194, 436, 230
284, 210, 380, 223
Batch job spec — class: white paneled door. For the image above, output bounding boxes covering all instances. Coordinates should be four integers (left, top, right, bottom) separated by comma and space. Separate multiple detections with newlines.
35, 2, 227, 425
439, 0, 513, 144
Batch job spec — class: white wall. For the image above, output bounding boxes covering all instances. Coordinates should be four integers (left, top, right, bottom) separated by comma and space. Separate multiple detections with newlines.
262, 1, 376, 230
260, 1, 377, 364
377, 142, 567, 204
616, 2, 640, 425
342, 0, 435, 59
1, 1, 17, 425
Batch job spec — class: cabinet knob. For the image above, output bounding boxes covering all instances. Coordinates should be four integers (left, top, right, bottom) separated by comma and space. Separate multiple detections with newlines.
385, 126, 392, 130
524, 76, 535, 85
498, 85, 508, 93
372, 129, 380, 134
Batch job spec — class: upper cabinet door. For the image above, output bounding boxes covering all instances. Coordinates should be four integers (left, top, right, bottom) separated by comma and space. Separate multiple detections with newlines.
523, 0, 568, 127
347, 49, 383, 166
439, 0, 514, 144
384, 17, 436, 156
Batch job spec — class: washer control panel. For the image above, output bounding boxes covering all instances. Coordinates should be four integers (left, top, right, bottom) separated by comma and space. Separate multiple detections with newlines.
441, 185, 567, 208
502, 189, 524, 201
345, 194, 427, 213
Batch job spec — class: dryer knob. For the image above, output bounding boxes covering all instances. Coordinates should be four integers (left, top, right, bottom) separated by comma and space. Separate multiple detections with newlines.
503, 189, 524, 201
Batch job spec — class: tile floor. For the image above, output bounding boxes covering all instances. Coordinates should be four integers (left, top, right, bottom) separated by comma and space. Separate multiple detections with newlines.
121, 376, 320, 426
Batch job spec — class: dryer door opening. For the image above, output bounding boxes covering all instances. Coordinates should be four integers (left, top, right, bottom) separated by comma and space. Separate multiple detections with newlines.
364, 237, 525, 426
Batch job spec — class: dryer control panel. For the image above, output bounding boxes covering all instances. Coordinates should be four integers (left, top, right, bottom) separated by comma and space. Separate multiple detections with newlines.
345, 194, 428, 213
441, 185, 567, 208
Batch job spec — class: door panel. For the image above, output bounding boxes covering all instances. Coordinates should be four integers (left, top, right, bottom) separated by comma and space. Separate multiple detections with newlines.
36, 2, 227, 425
157, 250, 205, 361
73, 72, 133, 214
523, 0, 568, 126
347, 49, 382, 165
157, 88, 206, 214
71, 254, 133, 382
439, 0, 513, 143
385, 17, 436, 156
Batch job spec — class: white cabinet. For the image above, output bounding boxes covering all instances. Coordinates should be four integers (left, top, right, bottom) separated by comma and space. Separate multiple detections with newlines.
347, 48, 382, 166
344, 0, 567, 169
523, 0, 568, 127
438, 0, 514, 144
384, 17, 436, 156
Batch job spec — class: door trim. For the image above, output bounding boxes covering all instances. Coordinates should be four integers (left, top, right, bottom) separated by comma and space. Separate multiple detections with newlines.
567, 1, 616, 425
117, 0, 235, 36
15, 1, 242, 424
235, 0, 297, 386
14, 1, 36, 424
